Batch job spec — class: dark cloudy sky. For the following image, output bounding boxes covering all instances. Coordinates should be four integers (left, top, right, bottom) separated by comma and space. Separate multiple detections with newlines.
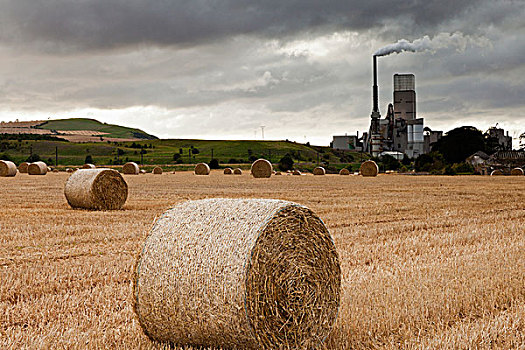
0, 0, 523, 146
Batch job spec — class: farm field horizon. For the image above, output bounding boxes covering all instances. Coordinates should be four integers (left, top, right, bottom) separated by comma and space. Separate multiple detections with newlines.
1, 173, 524, 349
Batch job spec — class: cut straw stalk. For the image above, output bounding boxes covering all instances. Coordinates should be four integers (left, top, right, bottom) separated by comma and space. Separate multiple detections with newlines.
134, 198, 341, 349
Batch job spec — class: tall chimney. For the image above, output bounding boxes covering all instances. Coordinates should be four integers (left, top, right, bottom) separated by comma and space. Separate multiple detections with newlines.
372, 55, 379, 114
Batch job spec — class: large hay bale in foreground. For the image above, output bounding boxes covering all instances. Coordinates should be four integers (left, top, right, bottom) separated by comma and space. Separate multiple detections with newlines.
339, 168, 350, 176
251, 159, 273, 178
195, 163, 210, 175
152, 166, 163, 175
134, 198, 341, 349
28, 161, 48, 175
18, 162, 29, 173
123, 162, 140, 175
313, 167, 326, 175
360, 160, 379, 177
64, 169, 128, 210
510, 167, 524, 176
224, 167, 233, 175
82, 163, 96, 169
491, 169, 504, 176
233, 168, 242, 175
0, 160, 17, 177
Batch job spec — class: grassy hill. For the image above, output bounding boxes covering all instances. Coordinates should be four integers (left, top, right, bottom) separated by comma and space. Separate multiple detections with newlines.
38, 118, 158, 140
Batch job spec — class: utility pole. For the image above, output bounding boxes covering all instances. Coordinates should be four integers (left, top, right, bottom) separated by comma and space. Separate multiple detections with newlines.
188, 149, 192, 163
140, 151, 143, 165
211, 149, 214, 160
317, 151, 320, 166
268, 149, 271, 163
260, 126, 265, 140
55, 147, 58, 166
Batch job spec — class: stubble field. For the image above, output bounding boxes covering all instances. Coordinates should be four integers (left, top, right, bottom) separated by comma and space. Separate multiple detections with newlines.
1, 172, 524, 349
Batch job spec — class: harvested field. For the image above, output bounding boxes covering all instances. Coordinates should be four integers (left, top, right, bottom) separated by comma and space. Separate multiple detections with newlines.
0, 173, 524, 349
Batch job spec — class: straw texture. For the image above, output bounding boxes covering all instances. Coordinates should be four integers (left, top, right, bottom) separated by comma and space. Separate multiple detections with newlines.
510, 168, 524, 176
134, 198, 341, 349
251, 159, 273, 178
360, 160, 379, 177
18, 162, 29, 173
234, 168, 242, 175
0, 160, 17, 177
313, 167, 326, 176
64, 169, 128, 210
123, 162, 140, 175
195, 163, 210, 175
224, 168, 233, 175
28, 161, 48, 175
82, 163, 96, 169
152, 167, 163, 175
339, 168, 350, 175
491, 170, 504, 176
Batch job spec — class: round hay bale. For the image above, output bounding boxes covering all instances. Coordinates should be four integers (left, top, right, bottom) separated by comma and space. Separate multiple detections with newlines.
251, 159, 273, 178
275, 171, 282, 175
292, 169, 301, 175
233, 168, 242, 175
123, 162, 140, 175
152, 166, 163, 175
0, 160, 17, 177
140, 169, 146, 174
171, 170, 176, 174
339, 168, 350, 175
224, 167, 233, 175
28, 161, 48, 175
82, 163, 96, 169
18, 162, 29, 173
64, 168, 128, 210
360, 160, 379, 177
195, 163, 210, 175
53, 168, 59, 173
66, 168, 73, 173
313, 167, 326, 176
510, 167, 524, 176
491, 169, 504, 176
134, 198, 341, 349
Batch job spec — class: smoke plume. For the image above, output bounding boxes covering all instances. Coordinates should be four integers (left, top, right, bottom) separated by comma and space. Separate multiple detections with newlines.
374, 32, 490, 57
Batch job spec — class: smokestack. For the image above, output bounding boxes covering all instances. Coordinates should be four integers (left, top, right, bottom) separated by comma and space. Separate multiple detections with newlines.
372, 55, 379, 113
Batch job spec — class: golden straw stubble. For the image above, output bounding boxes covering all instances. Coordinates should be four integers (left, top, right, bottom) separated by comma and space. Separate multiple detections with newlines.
134, 198, 341, 350
64, 168, 128, 210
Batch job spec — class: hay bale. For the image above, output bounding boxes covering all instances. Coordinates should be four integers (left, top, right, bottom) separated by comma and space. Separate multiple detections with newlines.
64, 168, 128, 210
195, 163, 210, 175
292, 169, 301, 175
275, 171, 282, 175
152, 166, 163, 175
339, 168, 350, 175
313, 167, 326, 176
28, 161, 48, 175
82, 163, 96, 169
224, 167, 233, 175
171, 170, 176, 174
251, 159, 273, 178
0, 160, 17, 177
123, 162, 140, 175
233, 168, 242, 175
140, 169, 146, 174
360, 160, 379, 177
18, 162, 29, 173
510, 167, 524, 176
491, 169, 504, 176
53, 168, 59, 173
134, 198, 341, 349
66, 168, 73, 173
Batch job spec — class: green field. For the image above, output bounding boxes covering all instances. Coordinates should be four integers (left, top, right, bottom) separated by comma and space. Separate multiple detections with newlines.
38, 118, 157, 140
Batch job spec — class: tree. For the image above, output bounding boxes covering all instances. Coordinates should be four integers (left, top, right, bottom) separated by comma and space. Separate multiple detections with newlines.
0, 153, 13, 162
380, 154, 401, 171
432, 126, 485, 164
173, 153, 181, 162
191, 148, 200, 154
85, 155, 93, 164
208, 159, 220, 169
26, 153, 41, 163
415, 152, 445, 172
278, 154, 294, 171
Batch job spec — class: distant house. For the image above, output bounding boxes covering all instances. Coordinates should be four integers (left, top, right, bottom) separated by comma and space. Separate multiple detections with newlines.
466, 151, 490, 175
467, 150, 525, 174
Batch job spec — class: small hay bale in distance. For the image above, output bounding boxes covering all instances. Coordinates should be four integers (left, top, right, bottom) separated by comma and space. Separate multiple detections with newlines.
28, 161, 48, 175
53, 168, 59, 173
194, 163, 210, 175
251, 159, 273, 178
491, 169, 504, 176
313, 167, 326, 175
64, 168, 128, 210
339, 168, 350, 175
233, 168, 242, 175
152, 166, 163, 175
0, 160, 17, 177
66, 168, 73, 173
134, 198, 341, 349
275, 171, 282, 175
510, 167, 524, 176
122, 162, 140, 175
140, 169, 146, 174
223, 167, 233, 175
292, 169, 302, 175
18, 162, 29, 173
82, 163, 96, 169
360, 160, 379, 177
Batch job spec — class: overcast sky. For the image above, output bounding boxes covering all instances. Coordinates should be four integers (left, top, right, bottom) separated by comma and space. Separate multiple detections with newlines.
0, 0, 523, 147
